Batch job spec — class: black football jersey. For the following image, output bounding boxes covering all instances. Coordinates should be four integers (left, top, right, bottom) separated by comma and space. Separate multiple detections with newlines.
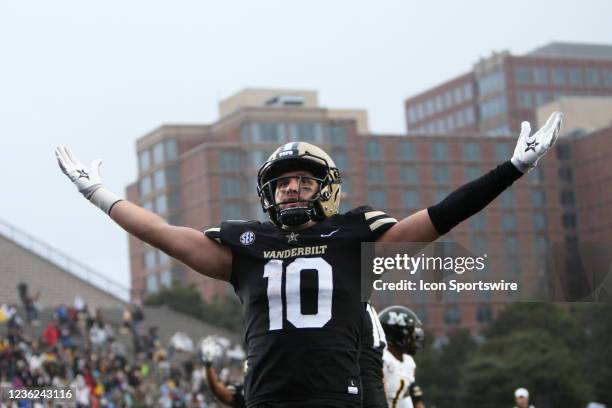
205, 206, 397, 406
360, 303, 387, 408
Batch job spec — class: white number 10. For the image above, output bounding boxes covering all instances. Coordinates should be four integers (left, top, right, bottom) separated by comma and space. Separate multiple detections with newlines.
263, 257, 333, 330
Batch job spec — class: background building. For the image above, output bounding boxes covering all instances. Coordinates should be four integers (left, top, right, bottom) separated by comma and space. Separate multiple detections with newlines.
128, 67, 612, 337
404, 42, 612, 135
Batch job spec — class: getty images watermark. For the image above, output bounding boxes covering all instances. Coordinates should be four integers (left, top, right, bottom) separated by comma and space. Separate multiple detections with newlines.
360, 242, 612, 303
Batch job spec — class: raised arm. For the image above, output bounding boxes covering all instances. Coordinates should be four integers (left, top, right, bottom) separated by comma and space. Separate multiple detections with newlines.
55, 146, 231, 281
378, 111, 563, 244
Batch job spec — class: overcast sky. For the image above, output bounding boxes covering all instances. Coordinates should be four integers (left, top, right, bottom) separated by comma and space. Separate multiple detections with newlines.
1, 0, 611, 292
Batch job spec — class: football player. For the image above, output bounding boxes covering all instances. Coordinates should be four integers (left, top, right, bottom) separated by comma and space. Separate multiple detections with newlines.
56, 111, 562, 407
361, 303, 388, 408
378, 306, 425, 408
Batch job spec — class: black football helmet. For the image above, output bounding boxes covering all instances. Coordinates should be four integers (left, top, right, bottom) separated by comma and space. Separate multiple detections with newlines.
257, 142, 342, 228
378, 305, 425, 355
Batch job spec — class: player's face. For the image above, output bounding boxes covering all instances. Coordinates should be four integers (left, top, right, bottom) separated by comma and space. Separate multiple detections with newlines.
515, 397, 528, 408
274, 170, 319, 209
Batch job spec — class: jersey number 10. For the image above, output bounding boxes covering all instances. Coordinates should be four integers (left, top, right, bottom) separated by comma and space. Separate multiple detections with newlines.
264, 257, 333, 330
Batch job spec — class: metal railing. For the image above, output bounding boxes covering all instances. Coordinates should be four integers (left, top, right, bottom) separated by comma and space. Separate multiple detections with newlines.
0, 218, 130, 302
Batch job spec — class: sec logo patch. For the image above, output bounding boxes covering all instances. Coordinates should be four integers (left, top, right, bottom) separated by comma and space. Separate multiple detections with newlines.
240, 231, 256, 246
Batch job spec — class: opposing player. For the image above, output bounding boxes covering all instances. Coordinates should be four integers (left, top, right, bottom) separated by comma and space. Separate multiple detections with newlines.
56, 112, 562, 407
379, 306, 425, 408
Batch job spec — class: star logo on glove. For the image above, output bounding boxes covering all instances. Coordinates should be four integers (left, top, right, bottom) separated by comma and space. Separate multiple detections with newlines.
76, 169, 90, 180
524, 140, 539, 153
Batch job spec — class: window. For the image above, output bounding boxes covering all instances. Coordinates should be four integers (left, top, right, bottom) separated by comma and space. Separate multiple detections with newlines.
152, 142, 164, 165
142, 200, 153, 211
341, 178, 351, 194
535, 92, 555, 107
143, 249, 157, 269
480, 95, 507, 119
329, 125, 347, 145
241, 124, 250, 143
585, 69, 600, 87
251, 150, 272, 168
220, 152, 241, 170
221, 178, 241, 197
562, 213, 576, 228
470, 213, 486, 230
435, 189, 449, 202
517, 91, 532, 108
165, 139, 178, 160
433, 166, 449, 183
296, 123, 318, 143
333, 152, 348, 169
560, 190, 575, 205
159, 270, 172, 288
536, 235, 548, 252
533, 213, 547, 230
476, 306, 493, 323
399, 140, 415, 160
568, 68, 583, 86
454, 88, 463, 104
260, 123, 280, 142
222, 204, 243, 220
478, 69, 505, 96
368, 190, 386, 208
401, 191, 420, 208
533, 67, 548, 85
464, 166, 481, 180
166, 165, 179, 184
504, 234, 518, 252
604, 70, 612, 87
501, 190, 515, 208
556, 143, 571, 159
530, 190, 546, 206
146, 274, 158, 294
139, 149, 151, 172
366, 140, 382, 159
400, 165, 418, 183
558, 167, 573, 182
444, 307, 462, 325
529, 167, 543, 183
153, 169, 165, 190
155, 195, 167, 214
167, 191, 180, 211
514, 66, 531, 85
140, 176, 152, 196
495, 142, 512, 161
502, 213, 517, 230
463, 84, 473, 100
367, 165, 384, 183
472, 234, 487, 253
432, 141, 448, 161
464, 108, 475, 124
463, 142, 480, 160
551, 68, 566, 86
158, 250, 170, 265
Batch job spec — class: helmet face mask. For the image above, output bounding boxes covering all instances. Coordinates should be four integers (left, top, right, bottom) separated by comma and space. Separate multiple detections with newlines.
257, 142, 342, 228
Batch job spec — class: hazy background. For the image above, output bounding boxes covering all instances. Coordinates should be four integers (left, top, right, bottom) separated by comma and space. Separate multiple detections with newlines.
1, 0, 611, 288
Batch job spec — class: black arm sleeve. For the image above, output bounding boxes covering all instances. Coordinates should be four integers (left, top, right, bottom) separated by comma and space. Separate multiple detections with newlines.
426, 160, 523, 235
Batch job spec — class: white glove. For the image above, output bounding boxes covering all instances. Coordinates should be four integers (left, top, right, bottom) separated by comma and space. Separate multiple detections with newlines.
510, 111, 564, 173
200, 336, 224, 365
55, 146, 122, 214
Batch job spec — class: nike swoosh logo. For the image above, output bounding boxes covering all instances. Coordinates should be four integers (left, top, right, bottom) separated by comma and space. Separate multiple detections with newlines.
321, 228, 340, 238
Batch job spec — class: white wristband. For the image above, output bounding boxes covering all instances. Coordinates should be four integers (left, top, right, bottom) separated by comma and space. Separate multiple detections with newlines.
89, 187, 123, 215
